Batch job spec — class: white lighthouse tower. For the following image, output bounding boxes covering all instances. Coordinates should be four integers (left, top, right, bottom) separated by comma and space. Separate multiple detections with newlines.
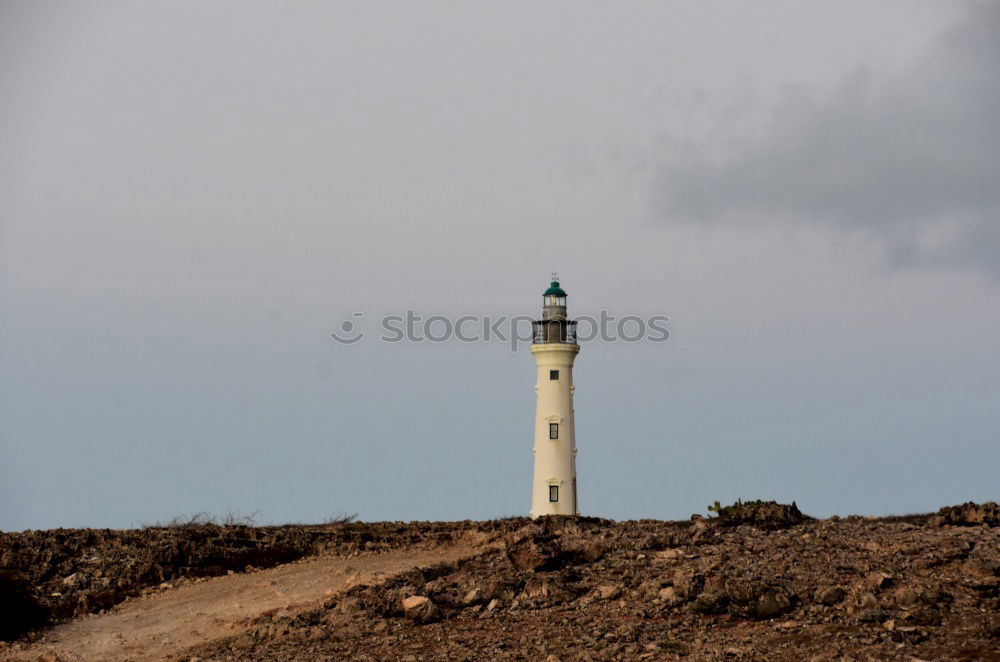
530, 275, 580, 518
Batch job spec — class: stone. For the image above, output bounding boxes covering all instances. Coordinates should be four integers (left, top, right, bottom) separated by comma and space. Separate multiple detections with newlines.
750, 589, 792, 620
658, 586, 680, 604
933, 501, 1000, 527
656, 549, 683, 562
523, 577, 551, 599
868, 572, 893, 590
596, 584, 622, 600
893, 587, 920, 607
903, 605, 942, 626
637, 579, 665, 599
563, 538, 606, 563
336, 596, 363, 614
692, 591, 729, 614
401, 595, 441, 624
672, 568, 705, 599
857, 608, 887, 623
815, 586, 846, 605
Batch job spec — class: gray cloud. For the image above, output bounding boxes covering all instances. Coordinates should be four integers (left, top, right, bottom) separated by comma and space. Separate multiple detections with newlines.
654, 3, 1000, 275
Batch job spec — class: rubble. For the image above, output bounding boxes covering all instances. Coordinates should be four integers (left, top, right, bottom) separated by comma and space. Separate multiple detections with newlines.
0, 519, 515, 640
183, 504, 1000, 661
5, 503, 1000, 659
930, 501, 1000, 527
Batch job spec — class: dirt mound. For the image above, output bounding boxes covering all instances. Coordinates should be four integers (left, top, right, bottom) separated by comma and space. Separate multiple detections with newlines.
6, 510, 1000, 660
706, 500, 807, 529
931, 501, 1000, 527
0, 519, 525, 640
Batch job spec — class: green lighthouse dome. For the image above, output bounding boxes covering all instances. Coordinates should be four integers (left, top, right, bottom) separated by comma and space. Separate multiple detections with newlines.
544, 281, 567, 297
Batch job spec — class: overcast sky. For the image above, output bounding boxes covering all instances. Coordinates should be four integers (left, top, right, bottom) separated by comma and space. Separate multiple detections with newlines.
2, 1, 998, 530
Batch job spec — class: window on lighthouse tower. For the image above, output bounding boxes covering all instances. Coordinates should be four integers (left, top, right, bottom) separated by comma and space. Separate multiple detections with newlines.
549, 423, 559, 439
549, 485, 559, 502
550, 370, 559, 380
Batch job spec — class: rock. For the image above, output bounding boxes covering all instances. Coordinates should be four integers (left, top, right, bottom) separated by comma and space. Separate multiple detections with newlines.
692, 591, 729, 614
868, 572, 893, 590
655, 549, 683, 562
336, 596, 363, 614
562, 538, 606, 563
723, 578, 759, 607
461, 588, 482, 606
856, 607, 887, 623
401, 595, 441, 624
711, 501, 807, 530
750, 589, 792, 620
595, 585, 622, 600
658, 586, 680, 604
815, 586, 846, 605
486, 598, 501, 611
858, 592, 879, 609
893, 587, 920, 607
933, 502, 1000, 527
614, 623, 638, 642
902, 605, 942, 626
637, 579, 665, 599
504, 530, 604, 572
672, 568, 705, 599
504, 535, 553, 571
523, 577, 552, 599
921, 586, 953, 606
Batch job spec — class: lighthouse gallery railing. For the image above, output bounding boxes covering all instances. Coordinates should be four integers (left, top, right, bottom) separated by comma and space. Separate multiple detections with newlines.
531, 320, 578, 345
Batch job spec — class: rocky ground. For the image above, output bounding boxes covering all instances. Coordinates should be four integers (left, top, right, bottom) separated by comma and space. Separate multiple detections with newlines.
3, 503, 999, 661
0, 519, 510, 641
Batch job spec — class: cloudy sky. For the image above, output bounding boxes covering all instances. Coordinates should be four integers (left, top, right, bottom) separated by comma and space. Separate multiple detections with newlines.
2, 1, 998, 530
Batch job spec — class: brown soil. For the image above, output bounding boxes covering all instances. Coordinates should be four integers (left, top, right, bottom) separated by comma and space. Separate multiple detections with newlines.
0, 540, 484, 662
3, 503, 999, 661
0, 519, 515, 638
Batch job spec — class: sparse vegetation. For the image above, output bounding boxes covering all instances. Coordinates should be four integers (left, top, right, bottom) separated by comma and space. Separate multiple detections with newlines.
142, 510, 260, 529
323, 512, 358, 525
706, 499, 808, 529
707, 499, 765, 519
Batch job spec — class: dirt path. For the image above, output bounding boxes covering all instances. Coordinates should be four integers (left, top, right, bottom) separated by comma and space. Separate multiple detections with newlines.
4, 542, 482, 662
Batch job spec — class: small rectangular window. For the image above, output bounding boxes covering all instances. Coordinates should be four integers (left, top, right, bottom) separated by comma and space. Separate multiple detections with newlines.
549, 485, 559, 502
549, 423, 559, 439
549, 370, 559, 380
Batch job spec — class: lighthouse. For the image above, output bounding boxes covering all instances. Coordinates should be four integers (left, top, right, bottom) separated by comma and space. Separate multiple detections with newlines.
530, 275, 580, 518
